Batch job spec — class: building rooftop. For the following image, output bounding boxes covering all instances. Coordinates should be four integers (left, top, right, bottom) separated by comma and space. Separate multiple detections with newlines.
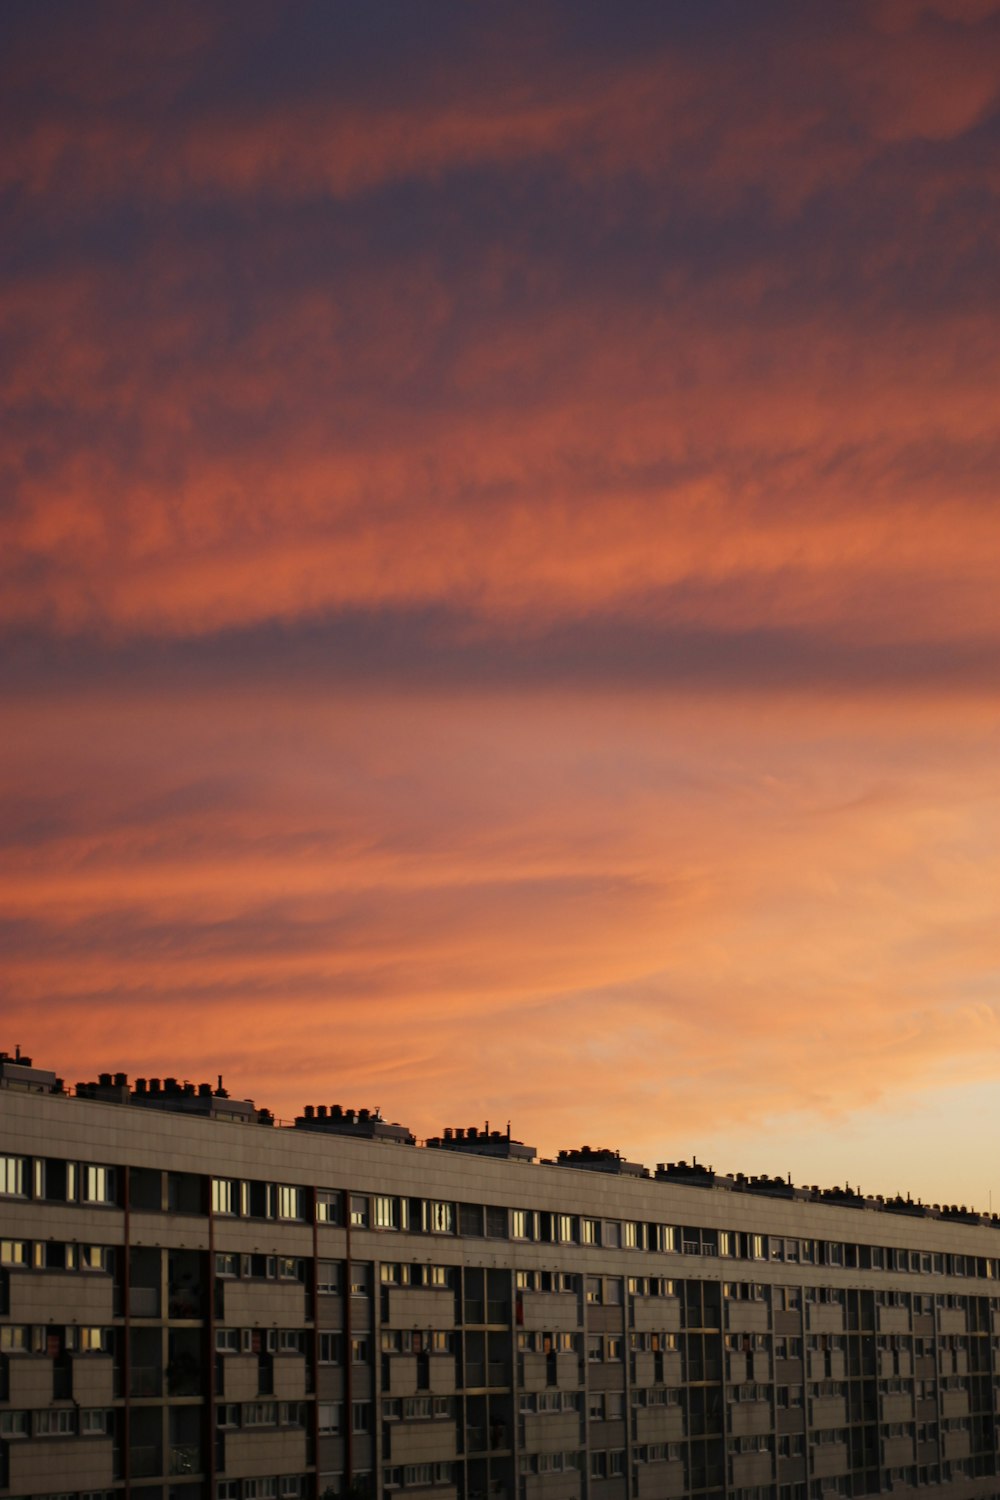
3, 1044, 998, 1228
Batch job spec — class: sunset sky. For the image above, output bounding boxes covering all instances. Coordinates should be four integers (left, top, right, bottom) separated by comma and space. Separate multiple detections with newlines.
3, 0, 1000, 1207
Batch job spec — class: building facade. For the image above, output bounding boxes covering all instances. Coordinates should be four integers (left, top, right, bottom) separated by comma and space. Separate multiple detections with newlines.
3, 1051, 1000, 1500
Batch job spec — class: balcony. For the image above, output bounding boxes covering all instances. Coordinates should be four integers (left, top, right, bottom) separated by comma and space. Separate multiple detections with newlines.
385, 1285, 456, 1329
806, 1304, 845, 1336
729, 1400, 771, 1437
632, 1296, 681, 1333
732, 1451, 773, 1487
220, 1427, 308, 1480
3, 1354, 53, 1406
71, 1352, 115, 1404
519, 1292, 578, 1333
7, 1437, 115, 1493
635, 1461, 684, 1499
727, 1302, 768, 1335
7, 1269, 115, 1325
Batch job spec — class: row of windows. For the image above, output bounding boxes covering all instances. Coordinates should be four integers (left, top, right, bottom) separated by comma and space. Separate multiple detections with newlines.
215, 1172, 1000, 1281
0, 1238, 112, 1271
518, 1451, 584, 1475
216, 1402, 306, 1429
215, 1328, 309, 1355
383, 1466, 453, 1491
216, 1480, 304, 1500
0, 1325, 110, 1353
380, 1328, 454, 1353
317, 1401, 371, 1435
381, 1396, 453, 1422
8, 1146, 1000, 1288
1, 1156, 115, 1205
0, 1409, 112, 1438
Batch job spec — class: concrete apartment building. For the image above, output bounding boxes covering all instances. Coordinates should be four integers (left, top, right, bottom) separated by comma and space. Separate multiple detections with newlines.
3, 1050, 1000, 1500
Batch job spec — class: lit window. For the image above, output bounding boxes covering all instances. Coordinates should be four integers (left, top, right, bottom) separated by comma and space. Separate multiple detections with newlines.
277, 1185, 303, 1220
316, 1190, 340, 1223
212, 1179, 236, 1215
424, 1200, 454, 1234
0, 1156, 26, 1197
374, 1196, 399, 1229
83, 1166, 114, 1204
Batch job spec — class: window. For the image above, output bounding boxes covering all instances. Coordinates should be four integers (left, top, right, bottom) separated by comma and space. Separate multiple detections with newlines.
582, 1217, 601, 1245
317, 1260, 340, 1294
0, 1155, 26, 1196
79, 1327, 108, 1353
36, 1409, 76, 1435
216, 1404, 240, 1428
556, 1214, 577, 1242
243, 1402, 278, 1427
0, 1238, 27, 1265
351, 1337, 369, 1363
486, 1206, 508, 1238
423, 1200, 454, 1234
80, 1409, 110, 1434
0, 1411, 27, 1437
318, 1332, 342, 1364
374, 1195, 399, 1230
277, 1185, 304, 1220
216, 1328, 240, 1353
351, 1401, 371, 1433
316, 1189, 340, 1223
212, 1178, 236, 1215
83, 1165, 115, 1204
318, 1403, 343, 1434
349, 1195, 369, 1227
511, 1210, 532, 1239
